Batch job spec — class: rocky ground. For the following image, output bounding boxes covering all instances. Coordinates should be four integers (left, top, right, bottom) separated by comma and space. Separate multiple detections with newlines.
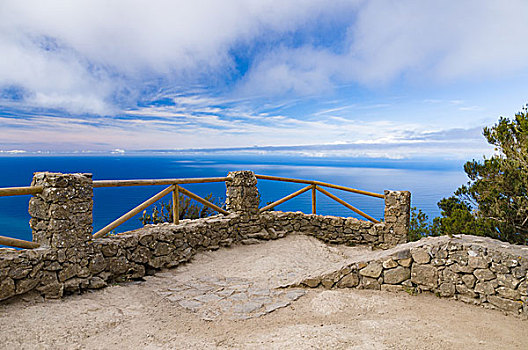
1, 235, 527, 349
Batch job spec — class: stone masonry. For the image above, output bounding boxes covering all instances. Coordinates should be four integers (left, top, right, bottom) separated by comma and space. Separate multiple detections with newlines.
29, 172, 93, 248
2, 171, 526, 316
225, 171, 260, 215
384, 190, 411, 247
296, 235, 528, 315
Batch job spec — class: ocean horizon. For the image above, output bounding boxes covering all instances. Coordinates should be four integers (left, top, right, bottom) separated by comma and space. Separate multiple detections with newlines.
0, 154, 468, 243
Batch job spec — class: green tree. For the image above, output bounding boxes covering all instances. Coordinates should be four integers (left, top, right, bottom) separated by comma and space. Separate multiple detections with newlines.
441, 105, 528, 245
140, 193, 223, 225
408, 207, 432, 241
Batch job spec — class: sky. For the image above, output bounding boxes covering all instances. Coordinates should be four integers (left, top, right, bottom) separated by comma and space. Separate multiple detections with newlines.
1, 0, 528, 159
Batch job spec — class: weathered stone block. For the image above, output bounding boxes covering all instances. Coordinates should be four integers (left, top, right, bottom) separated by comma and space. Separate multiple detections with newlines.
58, 264, 77, 282
88, 276, 106, 289
496, 274, 520, 289
40, 270, 58, 285
360, 277, 380, 290
15, 278, 39, 295
468, 256, 488, 269
382, 259, 398, 269
496, 287, 521, 300
359, 262, 383, 278
28, 198, 49, 219
148, 255, 172, 269
518, 280, 527, 296
462, 274, 476, 288
488, 296, 522, 313
9, 265, 32, 280
411, 248, 430, 264
451, 263, 475, 274
101, 243, 118, 257
0, 277, 15, 300
384, 266, 410, 284
37, 282, 63, 299
474, 268, 495, 281
438, 282, 456, 297
475, 280, 498, 295
411, 264, 438, 289
88, 253, 106, 274
63, 278, 83, 293
511, 264, 526, 279
107, 256, 129, 275
490, 262, 510, 274
303, 277, 320, 288
398, 257, 412, 267
321, 277, 335, 289
127, 246, 150, 264
456, 284, 478, 298
336, 273, 359, 288
138, 234, 154, 247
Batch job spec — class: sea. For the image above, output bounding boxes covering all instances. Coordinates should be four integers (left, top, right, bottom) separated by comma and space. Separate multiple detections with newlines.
0, 154, 469, 244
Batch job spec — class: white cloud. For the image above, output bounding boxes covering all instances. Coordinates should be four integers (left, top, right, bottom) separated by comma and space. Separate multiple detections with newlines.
242, 0, 528, 94
1, 0, 356, 113
2, 0, 527, 114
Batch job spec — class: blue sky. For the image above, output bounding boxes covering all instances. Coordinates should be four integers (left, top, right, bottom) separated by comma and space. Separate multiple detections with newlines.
1, 0, 528, 159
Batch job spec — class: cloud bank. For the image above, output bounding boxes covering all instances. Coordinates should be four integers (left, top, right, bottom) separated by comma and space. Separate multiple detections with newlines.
1, 0, 528, 114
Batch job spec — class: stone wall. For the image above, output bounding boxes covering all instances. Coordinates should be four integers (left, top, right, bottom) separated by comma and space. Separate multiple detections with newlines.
384, 190, 411, 246
1, 171, 527, 316
225, 171, 260, 215
29, 172, 93, 248
1, 170, 411, 302
260, 212, 385, 246
296, 235, 528, 316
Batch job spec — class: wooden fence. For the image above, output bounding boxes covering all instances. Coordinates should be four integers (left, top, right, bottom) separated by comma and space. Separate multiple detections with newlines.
0, 173, 385, 249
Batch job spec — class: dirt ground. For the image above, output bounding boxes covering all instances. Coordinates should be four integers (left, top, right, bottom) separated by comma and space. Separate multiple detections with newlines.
1, 235, 527, 350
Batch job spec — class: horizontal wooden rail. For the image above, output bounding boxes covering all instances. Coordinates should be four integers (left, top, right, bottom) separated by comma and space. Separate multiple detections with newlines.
178, 186, 229, 216
93, 177, 230, 188
0, 235, 40, 249
316, 186, 380, 223
93, 185, 176, 239
0, 186, 43, 197
260, 184, 314, 212
255, 174, 384, 199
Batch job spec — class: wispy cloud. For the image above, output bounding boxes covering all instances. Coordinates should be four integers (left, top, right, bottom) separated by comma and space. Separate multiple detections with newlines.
0, 1, 527, 158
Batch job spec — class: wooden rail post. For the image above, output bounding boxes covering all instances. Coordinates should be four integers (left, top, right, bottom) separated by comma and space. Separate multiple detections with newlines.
311, 184, 316, 214
173, 185, 179, 225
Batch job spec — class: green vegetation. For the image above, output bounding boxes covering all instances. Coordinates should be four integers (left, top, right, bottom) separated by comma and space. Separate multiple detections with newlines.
140, 193, 224, 225
409, 105, 528, 245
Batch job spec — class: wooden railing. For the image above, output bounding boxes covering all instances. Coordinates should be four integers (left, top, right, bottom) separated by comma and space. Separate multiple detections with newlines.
0, 174, 384, 249
92, 177, 230, 238
0, 185, 43, 249
255, 174, 384, 223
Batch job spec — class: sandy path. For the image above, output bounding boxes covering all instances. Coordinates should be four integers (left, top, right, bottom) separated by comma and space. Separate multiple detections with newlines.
1, 235, 527, 349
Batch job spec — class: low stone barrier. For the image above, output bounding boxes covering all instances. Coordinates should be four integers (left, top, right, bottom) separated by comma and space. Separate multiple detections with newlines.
0, 210, 397, 300
3, 170, 526, 317
296, 234, 528, 316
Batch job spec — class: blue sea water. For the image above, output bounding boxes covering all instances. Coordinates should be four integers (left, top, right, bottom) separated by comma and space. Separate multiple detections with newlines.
0, 155, 468, 243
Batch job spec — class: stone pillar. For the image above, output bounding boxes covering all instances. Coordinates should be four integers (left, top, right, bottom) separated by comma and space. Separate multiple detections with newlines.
29, 172, 93, 248
383, 190, 411, 246
225, 171, 260, 215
